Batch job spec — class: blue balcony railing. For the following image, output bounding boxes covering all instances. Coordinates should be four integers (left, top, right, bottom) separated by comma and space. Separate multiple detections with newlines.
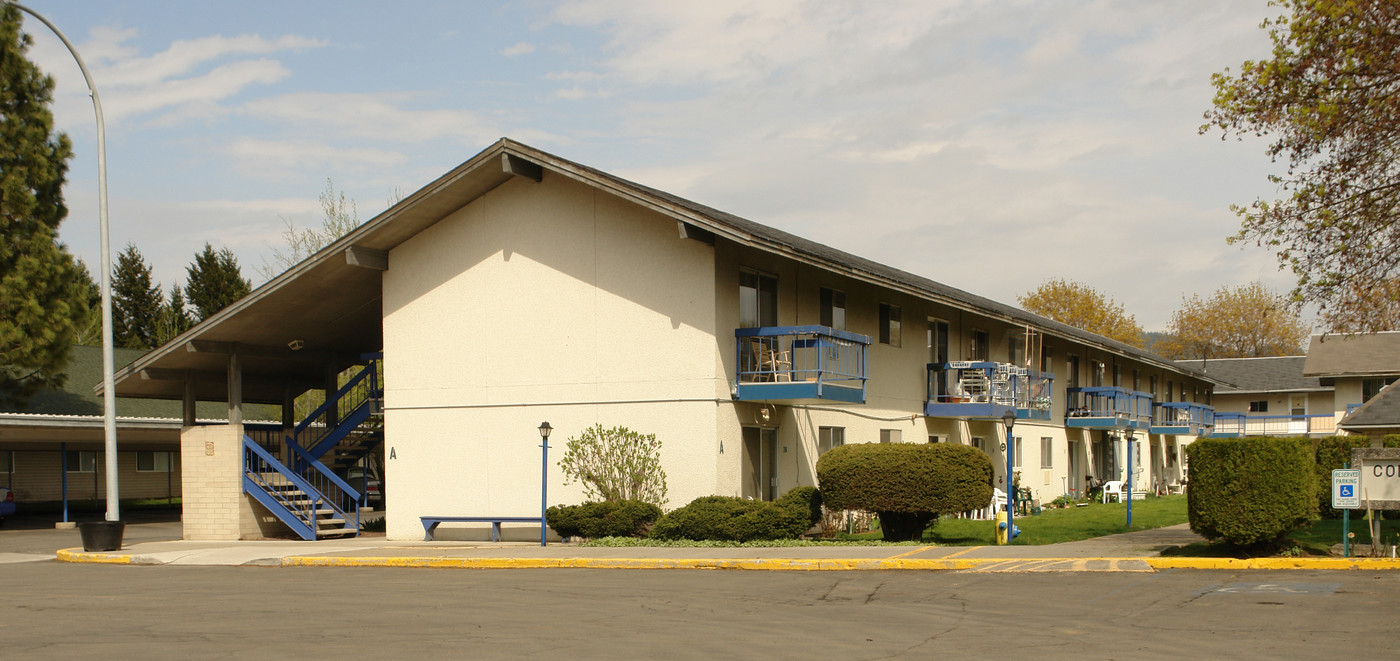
925, 362, 1055, 420
734, 326, 870, 403
1150, 402, 1214, 436
1209, 412, 1337, 437
1065, 387, 1152, 429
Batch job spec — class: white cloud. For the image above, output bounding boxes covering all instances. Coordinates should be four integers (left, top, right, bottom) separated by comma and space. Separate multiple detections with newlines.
240, 92, 499, 145
501, 41, 535, 56
223, 137, 408, 179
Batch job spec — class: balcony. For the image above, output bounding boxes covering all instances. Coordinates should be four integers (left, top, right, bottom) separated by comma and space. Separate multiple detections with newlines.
924, 362, 1055, 421
1150, 402, 1215, 436
1209, 412, 1337, 438
1065, 387, 1152, 430
734, 326, 870, 403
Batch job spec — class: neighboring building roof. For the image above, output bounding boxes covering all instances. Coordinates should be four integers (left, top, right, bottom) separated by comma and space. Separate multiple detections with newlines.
5, 345, 278, 421
110, 138, 1220, 401
1340, 380, 1400, 430
1303, 331, 1400, 377
1180, 356, 1327, 394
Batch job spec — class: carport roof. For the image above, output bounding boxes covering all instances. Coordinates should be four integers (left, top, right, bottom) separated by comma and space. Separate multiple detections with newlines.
109, 138, 1217, 403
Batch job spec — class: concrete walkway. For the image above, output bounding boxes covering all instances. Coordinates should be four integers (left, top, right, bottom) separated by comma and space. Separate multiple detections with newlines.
50, 523, 1400, 571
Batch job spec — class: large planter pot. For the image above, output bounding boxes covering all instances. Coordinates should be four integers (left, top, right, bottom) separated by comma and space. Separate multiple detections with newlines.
78, 520, 125, 552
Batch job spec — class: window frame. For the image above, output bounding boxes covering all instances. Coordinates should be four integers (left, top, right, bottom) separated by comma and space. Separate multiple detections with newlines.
819, 287, 846, 331
818, 426, 845, 455
136, 450, 174, 473
65, 450, 98, 473
879, 428, 902, 444
878, 302, 902, 347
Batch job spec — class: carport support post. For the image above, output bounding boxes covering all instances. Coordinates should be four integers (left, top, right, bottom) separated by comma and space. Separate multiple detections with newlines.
227, 348, 243, 426
60, 442, 68, 523
1125, 430, 1134, 528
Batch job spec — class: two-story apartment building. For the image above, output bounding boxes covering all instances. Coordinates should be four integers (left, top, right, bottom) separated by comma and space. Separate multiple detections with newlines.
1200, 333, 1400, 439
108, 139, 1218, 541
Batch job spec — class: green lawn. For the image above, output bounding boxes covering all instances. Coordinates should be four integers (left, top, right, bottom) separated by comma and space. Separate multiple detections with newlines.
840, 495, 1189, 546
1289, 516, 1400, 553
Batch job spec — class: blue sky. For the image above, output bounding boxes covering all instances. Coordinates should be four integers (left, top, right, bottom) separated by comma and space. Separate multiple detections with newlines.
20, 0, 1284, 330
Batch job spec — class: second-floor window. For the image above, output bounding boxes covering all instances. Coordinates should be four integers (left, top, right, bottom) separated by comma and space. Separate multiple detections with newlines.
1363, 377, 1397, 402
1150, 375, 1159, 399
928, 319, 949, 364
970, 329, 989, 361
1066, 355, 1080, 389
879, 303, 901, 347
820, 287, 846, 330
1249, 400, 1268, 412
739, 270, 777, 328
1091, 360, 1105, 387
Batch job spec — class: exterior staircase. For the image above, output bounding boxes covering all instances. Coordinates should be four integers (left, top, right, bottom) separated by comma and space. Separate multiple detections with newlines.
241, 355, 383, 541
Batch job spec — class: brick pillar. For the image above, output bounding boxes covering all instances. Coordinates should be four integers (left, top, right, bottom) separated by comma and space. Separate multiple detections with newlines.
180, 424, 244, 540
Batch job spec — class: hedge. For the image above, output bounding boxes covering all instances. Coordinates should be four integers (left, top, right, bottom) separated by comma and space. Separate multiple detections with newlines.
649, 487, 822, 541
1310, 435, 1400, 518
546, 500, 662, 539
817, 442, 992, 541
1186, 436, 1316, 547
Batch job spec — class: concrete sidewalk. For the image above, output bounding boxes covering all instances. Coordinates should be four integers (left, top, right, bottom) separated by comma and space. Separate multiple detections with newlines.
51, 523, 1400, 571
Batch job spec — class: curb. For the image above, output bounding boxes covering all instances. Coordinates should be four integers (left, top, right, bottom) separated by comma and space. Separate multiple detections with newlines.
1146, 557, 1400, 571
56, 548, 133, 565
56, 550, 1400, 571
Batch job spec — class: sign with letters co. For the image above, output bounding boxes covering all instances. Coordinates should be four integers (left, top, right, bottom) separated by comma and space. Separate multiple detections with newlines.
1350, 448, 1400, 510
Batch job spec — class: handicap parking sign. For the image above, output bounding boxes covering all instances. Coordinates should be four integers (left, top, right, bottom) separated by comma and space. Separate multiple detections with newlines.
1333, 469, 1361, 509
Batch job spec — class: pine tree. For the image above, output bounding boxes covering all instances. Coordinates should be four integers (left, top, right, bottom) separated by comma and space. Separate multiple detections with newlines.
112, 244, 162, 349
71, 259, 101, 346
0, 5, 86, 405
185, 243, 251, 321
154, 284, 192, 346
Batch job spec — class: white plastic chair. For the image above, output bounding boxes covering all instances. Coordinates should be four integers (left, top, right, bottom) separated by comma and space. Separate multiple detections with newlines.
1101, 480, 1125, 503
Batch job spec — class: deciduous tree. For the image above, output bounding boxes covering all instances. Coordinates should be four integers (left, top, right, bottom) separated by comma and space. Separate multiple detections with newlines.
185, 243, 251, 321
0, 5, 86, 404
258, 178, 362, 280
1155, 282, 1310, 360
1018, 278, 1145, 347
1203, 0, 1400, 320
112, 244, 161, 349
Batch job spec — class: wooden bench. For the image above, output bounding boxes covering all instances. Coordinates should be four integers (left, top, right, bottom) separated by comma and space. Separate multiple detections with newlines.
419, 516, 543, 542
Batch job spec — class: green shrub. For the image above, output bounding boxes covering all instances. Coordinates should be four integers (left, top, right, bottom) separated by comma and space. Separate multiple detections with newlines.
557, 424, 668, 507
649, 487, 821, 541
1310, 435, 1400, 518
546, 500, 662, 539
817, 442, 993, 542
1186, 436, 1316, 548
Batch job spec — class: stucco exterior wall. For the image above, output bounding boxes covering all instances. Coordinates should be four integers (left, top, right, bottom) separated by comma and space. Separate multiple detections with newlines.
382, 175, 721, 540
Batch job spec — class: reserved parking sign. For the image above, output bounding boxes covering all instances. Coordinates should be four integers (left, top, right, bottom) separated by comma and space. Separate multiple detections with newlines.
1333, 468, 1360, 510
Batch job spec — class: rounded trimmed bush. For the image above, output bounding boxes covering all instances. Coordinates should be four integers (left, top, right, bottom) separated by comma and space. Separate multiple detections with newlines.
649, 487, 822, 541
817, 442, 993, 541
546, 499, 662, 539
1186, 436, 1316, 548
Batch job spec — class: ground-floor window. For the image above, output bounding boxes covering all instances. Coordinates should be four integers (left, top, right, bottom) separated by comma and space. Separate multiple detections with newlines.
818, 427, 845, 455
65, 451, 98, 473
1012, 436, 1022, 468
1040, 437, 1053, 469
136, 451, 174, 472
1, 450, 12, 473
879, 429, 901, 444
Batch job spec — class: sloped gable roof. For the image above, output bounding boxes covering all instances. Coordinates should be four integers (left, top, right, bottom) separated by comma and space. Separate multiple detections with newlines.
1180, 356, 1324, 394
110, 138, 1217, 400
1303, 332, 1400, 377
1340, 380, 1400, 429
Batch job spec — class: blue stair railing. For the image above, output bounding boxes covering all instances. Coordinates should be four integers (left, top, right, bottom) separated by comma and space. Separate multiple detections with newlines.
243, 435, 361, 540
287, 357, 383, 469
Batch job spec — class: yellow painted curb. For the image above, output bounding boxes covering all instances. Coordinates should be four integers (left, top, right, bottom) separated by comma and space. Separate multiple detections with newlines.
1147, 556, 1400, 571
280, 556, 997, 571
56, 548, 133, 565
